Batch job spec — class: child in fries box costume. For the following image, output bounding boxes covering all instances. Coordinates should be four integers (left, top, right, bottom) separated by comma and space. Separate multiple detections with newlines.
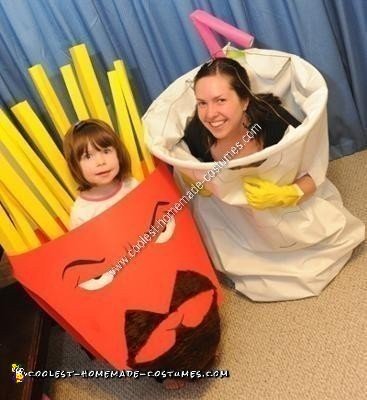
9, 162, 221, 371
1, 43, 221, 372
142, 11, 365, 302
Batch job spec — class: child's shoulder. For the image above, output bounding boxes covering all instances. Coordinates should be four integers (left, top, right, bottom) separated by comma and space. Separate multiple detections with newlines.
69, 196, 92, 229
124, 176, 140, 190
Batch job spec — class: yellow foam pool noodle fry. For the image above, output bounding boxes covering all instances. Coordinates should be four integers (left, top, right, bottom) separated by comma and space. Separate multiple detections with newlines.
0, 183, 40, 250
0, 152, 64, 239
0, 109, 74, 209
0, 203, 28, 255
108, 71, 144, 182
60, 64, 90, 121
69, 44, 112, 126
11, 101, 77, 195
29, 64, 70, 139
113, 60, 155, 173
0, 125, 70, 226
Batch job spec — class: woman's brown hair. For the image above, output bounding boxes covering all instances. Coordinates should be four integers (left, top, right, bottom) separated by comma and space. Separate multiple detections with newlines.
63, 119, 131, 191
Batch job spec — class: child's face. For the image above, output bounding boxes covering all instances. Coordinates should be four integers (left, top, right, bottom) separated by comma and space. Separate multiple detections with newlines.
79, 141, 120, 187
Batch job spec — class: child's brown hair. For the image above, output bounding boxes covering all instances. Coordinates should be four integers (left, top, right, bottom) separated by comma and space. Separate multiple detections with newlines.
63, 119, 131, 191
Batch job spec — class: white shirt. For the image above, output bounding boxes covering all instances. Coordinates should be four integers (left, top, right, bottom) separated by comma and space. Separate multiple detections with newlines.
70, 177, 139, 229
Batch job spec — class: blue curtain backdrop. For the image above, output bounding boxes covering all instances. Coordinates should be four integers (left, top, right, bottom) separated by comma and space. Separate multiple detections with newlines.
0, 0, 365, 158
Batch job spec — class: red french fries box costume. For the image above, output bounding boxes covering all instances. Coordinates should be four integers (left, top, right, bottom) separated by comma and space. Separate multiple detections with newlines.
10, 163, 221, 369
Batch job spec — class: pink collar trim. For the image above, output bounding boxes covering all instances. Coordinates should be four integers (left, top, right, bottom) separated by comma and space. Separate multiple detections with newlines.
80, 180, 123, 202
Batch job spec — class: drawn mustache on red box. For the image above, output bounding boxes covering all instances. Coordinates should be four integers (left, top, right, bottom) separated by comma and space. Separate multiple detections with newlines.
10, 163, 222, 369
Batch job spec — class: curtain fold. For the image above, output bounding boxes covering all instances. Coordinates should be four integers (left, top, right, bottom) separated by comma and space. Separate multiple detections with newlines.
0, 0, 365, 158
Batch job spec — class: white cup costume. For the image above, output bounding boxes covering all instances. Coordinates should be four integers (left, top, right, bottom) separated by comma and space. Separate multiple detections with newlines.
143, 47, 365, 302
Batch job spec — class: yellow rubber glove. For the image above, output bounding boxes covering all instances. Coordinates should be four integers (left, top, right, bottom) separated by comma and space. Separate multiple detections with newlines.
243, 176, 304, 209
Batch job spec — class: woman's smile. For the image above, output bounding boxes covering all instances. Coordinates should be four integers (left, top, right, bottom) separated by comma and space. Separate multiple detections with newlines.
208, 119, 227, 129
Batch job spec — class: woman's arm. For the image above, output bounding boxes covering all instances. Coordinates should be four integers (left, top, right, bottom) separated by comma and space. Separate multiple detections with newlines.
294, 174, 316, 203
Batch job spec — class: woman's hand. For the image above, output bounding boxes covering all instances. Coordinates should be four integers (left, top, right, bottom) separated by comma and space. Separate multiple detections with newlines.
243, 177, 304, 209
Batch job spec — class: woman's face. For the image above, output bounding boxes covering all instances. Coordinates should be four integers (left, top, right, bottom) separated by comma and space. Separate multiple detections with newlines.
195, 73, 248, 142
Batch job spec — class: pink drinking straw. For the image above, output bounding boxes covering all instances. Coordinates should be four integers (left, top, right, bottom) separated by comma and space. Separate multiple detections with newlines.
190, 9, 254, 58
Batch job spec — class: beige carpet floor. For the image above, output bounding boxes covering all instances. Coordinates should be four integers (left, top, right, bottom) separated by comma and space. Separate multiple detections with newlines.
45, 150, 367, 400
